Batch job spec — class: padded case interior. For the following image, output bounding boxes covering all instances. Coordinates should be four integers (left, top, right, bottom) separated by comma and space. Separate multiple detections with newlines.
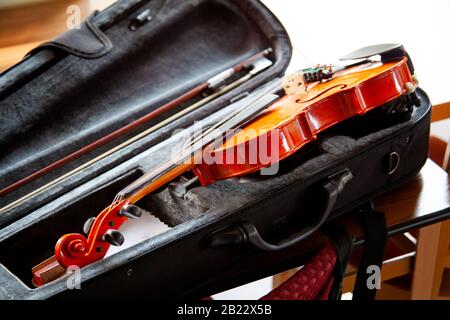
0, 0, 292, 221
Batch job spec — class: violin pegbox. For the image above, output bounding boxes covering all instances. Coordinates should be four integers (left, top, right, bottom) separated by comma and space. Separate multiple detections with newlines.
32, 202, 147, 285
54, 201, 147, 269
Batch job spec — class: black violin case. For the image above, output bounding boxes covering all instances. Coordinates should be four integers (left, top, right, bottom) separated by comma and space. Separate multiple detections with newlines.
0, 0, 431, 299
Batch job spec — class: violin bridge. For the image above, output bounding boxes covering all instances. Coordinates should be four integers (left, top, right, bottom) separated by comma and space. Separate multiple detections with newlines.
283, 72, 308, 96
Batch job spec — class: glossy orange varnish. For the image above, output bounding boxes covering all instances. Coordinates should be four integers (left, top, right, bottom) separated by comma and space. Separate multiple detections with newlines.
193, 58, 412, 184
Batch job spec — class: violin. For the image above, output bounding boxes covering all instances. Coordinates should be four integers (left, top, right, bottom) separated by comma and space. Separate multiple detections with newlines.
32, 46, 418, 286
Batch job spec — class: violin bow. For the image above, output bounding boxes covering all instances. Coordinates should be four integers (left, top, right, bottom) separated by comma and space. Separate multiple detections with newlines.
0, 48, 273, 214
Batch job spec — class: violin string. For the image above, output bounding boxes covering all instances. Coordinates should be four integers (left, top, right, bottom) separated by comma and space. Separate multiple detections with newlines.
292, 46, 315, 68
108, 76, 255, 210
121, 59, 382, 205
124, 82, 282, 197
114, 80, 283, 205
110, 73, 280, 210
115, 81, 265, 199
114, 49, 362, 207
107, 59, 384, 212
114, 86, 256, 201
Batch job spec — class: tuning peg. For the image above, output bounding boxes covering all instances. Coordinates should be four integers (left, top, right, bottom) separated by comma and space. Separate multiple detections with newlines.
102, 229, 125, 247
119, 204, 143, 219
83, 217, 96, 235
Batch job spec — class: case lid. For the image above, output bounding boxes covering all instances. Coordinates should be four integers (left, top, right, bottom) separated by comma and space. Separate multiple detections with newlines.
0, 0, 292, 226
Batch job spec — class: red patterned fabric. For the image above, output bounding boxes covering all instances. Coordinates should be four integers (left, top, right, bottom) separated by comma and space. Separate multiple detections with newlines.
261, 243, 337, 300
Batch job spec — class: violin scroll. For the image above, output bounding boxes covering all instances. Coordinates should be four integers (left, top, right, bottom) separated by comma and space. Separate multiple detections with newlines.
55, 233, 91, 268
54, 199, 135, 268
32, 200, 144, 285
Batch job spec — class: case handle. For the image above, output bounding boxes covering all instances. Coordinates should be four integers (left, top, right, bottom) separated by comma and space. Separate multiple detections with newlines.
209, 169, 353, 251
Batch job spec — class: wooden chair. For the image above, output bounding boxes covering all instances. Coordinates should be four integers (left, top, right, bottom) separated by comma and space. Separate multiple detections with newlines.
411, 101, 450, 299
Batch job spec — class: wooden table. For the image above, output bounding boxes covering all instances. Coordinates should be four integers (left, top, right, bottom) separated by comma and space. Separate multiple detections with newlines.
340, 159, 450, 241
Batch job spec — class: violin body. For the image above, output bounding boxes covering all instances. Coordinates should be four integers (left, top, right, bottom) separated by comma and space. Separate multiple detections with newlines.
33, 55, 416, 286
193, 58, 413, 185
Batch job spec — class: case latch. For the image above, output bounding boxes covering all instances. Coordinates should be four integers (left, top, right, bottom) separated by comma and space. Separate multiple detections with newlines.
129, 9, 153, 31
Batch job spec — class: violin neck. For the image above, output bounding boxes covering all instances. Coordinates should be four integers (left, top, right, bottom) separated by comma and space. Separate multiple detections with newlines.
115, 89, 282, 204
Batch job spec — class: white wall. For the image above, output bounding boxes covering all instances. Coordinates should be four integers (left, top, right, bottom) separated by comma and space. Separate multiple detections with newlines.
262, 0, 450, 105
